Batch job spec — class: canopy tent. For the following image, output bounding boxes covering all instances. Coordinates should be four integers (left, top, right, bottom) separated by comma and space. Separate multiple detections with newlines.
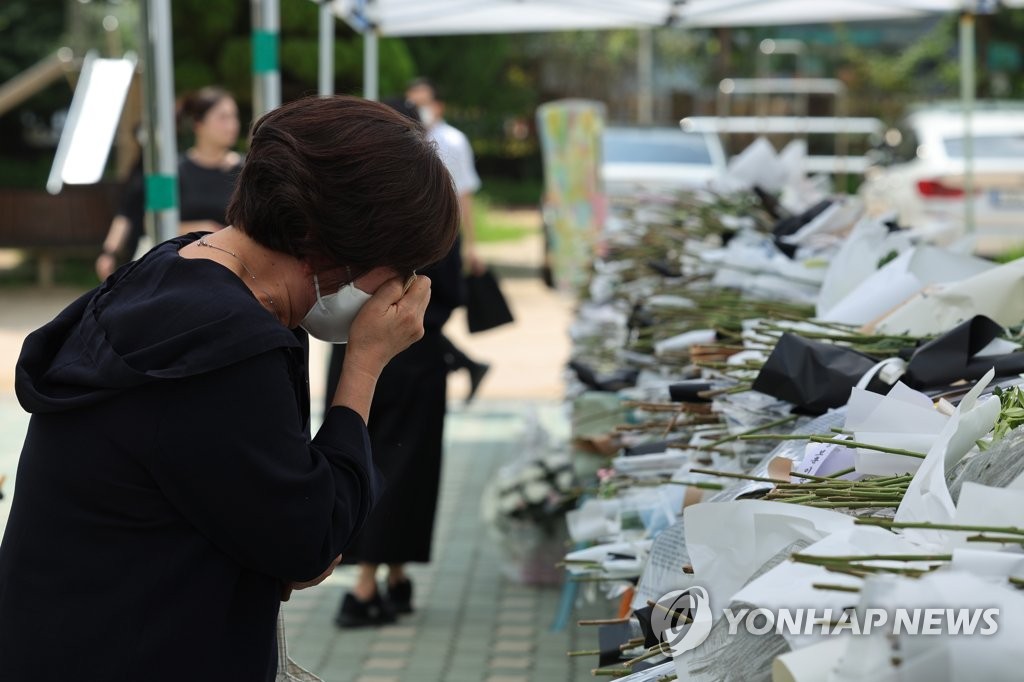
329, 0, 679, 36
326, 1, 682, 101
679, 0, 945, 26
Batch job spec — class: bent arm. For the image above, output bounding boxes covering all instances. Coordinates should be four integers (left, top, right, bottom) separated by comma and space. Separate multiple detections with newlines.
150, 349, 381, 582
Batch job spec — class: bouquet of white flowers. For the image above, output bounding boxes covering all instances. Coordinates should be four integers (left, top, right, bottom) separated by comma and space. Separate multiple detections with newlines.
481, 415, 578, 585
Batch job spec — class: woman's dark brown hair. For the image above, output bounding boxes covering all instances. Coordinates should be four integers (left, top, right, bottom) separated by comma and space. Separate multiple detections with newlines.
226, 95, 459, 279
177, 86, 232, 126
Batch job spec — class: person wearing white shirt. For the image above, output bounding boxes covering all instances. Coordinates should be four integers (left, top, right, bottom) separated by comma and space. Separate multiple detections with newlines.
406, 78, 483, 276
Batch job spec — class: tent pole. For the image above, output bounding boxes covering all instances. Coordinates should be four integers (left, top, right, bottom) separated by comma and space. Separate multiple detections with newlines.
319, 1, 334, 96
363, 29, 378, 101
960, 11, 976, 236
252, 0, 281, 119
140, 0, 179, 243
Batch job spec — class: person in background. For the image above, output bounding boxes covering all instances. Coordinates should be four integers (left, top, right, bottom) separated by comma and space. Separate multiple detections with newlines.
328, 97, 466, 627
405, 78, 490, 401
0, 95, 459, 681
95, 86, 242, 280
94, 155, 144, 280
176, 86, 243, 234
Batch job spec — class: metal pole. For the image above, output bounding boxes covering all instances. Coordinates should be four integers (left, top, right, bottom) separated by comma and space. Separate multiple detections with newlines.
140, 0, 179, 242
363, 30, 378, 101
960, 12, 976, 235
637, 27, 653, 124
252, 0, 281, 119
318, 1, 334, 96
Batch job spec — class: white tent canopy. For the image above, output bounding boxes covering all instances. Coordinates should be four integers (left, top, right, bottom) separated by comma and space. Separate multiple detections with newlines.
679, 0, 942, 27
329, 0, 677, 37
679, 0, 1024, 28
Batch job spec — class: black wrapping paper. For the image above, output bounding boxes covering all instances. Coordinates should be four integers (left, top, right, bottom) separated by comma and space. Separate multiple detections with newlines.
903, 315, 1024, 389
568, 360, 639, 392
668, 381, 713, 403
751, 333, 881, 414
597, 622, 634, 666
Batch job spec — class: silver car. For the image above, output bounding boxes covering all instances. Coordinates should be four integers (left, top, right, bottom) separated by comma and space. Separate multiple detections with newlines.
601, 126, 727, 197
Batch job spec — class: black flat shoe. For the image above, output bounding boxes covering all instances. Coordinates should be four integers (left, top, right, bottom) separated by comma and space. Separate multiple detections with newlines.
386, 577, 414, 614
334, 590, 397, 628
466, 362, 490, 405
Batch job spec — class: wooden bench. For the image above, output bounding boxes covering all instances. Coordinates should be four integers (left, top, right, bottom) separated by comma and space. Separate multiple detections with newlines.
0, 183, 119, 285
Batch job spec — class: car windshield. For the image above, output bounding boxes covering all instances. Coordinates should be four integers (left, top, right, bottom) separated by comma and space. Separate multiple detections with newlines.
604, 130, 713, 165
943, 134, 1024, 159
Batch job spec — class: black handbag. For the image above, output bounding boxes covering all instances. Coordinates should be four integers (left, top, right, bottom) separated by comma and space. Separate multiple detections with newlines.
465, 268, 514, 333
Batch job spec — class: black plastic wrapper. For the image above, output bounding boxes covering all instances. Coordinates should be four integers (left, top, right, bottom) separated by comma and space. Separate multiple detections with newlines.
568, 360, 639, 392
772, 199, 832, 238
634, 605, 661, 649
752, 333, 885, 414
903, 315, 1024, 389
647, 259, 683, 278
668, 380, 713, 403
597, 622, 634, 666
624, 440, 673, 457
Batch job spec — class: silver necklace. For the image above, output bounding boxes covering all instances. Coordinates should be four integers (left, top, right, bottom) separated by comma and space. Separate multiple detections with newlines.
197, 237, 278, 314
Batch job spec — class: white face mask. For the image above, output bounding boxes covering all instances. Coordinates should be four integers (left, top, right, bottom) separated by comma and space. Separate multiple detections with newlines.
300, 273, 372, 344
417, 105, 437, 127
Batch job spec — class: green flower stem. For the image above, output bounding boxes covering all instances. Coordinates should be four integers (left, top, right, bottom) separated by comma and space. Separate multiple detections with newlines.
567, 649, 602, 657
699, 414, 800, 450
965, 534, 1024, 546
812, 583, 862, 593
591, 667, 631, 677
855, 519, 1024, 536
739, 434, 926, 459
621, 644, 672, 668
697, 383, 753, 399
687, 468, 787, 485
578, 617, 631, 626
798, 499, 897, 503
775, 494, 820, 504
793, 553, 952, 564
662, 480, 727, 491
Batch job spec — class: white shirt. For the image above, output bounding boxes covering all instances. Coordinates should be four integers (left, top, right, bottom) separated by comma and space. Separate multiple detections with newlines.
428, 121, 481, 196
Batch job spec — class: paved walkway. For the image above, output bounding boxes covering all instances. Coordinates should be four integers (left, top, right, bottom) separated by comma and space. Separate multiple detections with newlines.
283, 402, 603, 682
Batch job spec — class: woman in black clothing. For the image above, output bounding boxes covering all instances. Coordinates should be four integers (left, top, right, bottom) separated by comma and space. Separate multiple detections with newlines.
322, 98, 465, 627
176, 86, 244, 233
95, 87, 243, 280
0, 95, 459, 682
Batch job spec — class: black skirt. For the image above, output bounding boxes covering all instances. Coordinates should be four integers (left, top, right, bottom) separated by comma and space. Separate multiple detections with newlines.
326, 332, 448, 564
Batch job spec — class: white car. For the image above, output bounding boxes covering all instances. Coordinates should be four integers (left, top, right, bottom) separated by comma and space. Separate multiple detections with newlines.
860, 103, 1024, 254
601, 126, 727, 197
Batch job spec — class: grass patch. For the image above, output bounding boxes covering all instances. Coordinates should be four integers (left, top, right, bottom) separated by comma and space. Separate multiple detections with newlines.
473, 195, 537, 244
478, 176, 543, 208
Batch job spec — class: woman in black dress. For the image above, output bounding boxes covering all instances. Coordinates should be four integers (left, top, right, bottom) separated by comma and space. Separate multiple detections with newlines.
95, 86, 243, 280
176, 86, 244, 233
322, 98, 465, 628
0, 95, 459, 681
